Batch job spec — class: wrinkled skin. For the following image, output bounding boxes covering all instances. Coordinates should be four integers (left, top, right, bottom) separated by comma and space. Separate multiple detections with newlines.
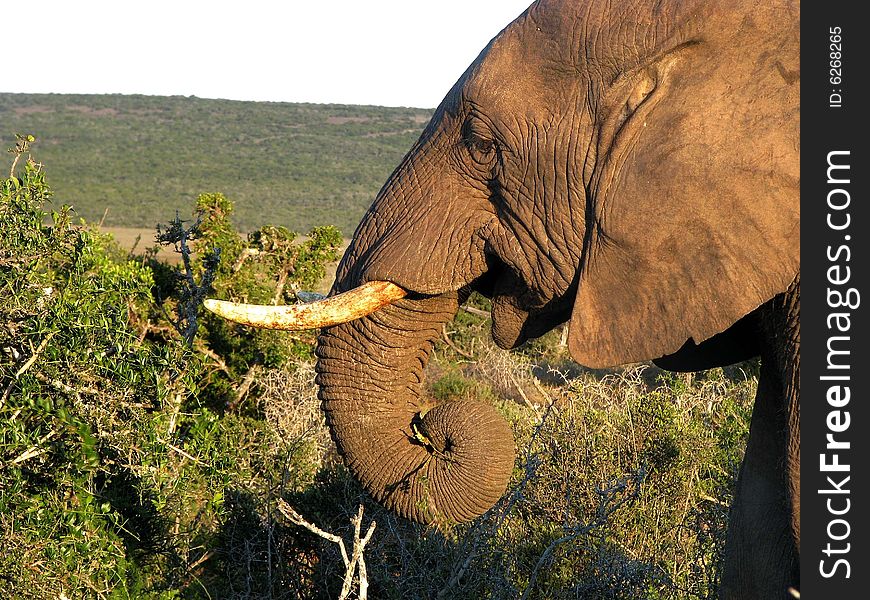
315, 1, 799, 597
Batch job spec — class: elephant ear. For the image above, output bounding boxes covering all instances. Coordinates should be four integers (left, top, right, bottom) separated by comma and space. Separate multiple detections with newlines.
567, 37, 799, 369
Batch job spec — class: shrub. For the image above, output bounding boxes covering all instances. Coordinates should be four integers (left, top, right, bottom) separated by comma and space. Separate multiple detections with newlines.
263, 361, 753, 600
0, 135, 342, 598
1, 135, 192, 597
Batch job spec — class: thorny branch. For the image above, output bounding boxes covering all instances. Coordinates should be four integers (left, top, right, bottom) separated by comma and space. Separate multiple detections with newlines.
155, 212, 220, 345
7, 133, 35, 178
441, 324, 474, 358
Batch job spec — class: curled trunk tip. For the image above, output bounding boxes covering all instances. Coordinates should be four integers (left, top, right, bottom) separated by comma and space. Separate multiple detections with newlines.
317, 295, 515, 526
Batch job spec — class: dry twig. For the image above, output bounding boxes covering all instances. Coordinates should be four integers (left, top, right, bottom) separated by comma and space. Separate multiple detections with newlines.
7, 428, 60, 466
441, 324, 473, 358
460, 305, 490, 318
228, 362, 261, 411
15, 331, 56, 378
277, 500, 376, 600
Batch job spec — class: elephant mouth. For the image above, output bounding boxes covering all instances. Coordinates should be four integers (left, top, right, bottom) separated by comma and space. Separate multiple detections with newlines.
469, 257, 573, 350
382, 253, 573, 350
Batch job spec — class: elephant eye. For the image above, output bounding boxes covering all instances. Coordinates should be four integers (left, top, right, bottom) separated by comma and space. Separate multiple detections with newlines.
469, 137, 496, 160
462, 120, 499, 167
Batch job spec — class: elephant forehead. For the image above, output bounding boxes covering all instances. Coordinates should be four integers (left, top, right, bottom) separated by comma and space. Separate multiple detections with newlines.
530, 0, 798, 80
461, 29, 579, 123
463, 0, 705, 114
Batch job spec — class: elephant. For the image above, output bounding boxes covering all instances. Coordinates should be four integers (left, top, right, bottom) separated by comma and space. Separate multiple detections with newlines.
205, 0, 799, 597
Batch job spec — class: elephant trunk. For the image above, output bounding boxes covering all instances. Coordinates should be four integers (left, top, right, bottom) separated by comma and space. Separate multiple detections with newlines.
315, 291, 515, 525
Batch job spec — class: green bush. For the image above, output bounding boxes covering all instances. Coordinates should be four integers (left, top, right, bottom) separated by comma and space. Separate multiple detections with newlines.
264, 362, 753, 600
1, 134, 188, 597
0, 136, 342, 598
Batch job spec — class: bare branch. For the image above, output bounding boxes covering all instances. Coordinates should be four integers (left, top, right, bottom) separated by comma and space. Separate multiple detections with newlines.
508, 369, 537, 412
6, 428, 60, 466
227, 362, 261, 411
460, 304, 490, 318
441, 324, 473, 358
277, 500, 347, 562
15, 331, 56, 378
277, 500, 376, 600
231, 247, 261, 272
1, 331, 57, 410
272, 268, 289, 305
164, 441, 211, 467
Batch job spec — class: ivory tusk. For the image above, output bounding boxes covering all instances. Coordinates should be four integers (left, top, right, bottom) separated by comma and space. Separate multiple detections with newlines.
202, 281, 407, 330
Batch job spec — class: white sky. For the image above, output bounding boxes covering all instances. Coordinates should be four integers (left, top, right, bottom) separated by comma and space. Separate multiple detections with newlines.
18, 1, 533, 108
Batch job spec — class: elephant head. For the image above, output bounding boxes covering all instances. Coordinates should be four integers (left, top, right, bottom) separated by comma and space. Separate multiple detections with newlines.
313, 0, 799, 525
207, 0, 799, 529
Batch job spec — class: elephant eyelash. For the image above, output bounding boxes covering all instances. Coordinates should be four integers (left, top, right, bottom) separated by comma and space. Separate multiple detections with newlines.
461, 125, 500, 167
468, 136, 497, 156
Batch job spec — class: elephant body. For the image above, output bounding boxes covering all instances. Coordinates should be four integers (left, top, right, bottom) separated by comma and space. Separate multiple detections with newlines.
314, 1, 800, 597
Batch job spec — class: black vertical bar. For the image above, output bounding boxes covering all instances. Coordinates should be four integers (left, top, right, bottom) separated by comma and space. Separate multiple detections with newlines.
801, 2, 869, 596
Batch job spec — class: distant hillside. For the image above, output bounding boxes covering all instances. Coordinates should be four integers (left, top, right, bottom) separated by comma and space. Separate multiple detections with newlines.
0, 93, 433, 234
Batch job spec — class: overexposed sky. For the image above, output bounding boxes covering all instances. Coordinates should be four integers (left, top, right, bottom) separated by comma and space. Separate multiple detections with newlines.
18, 1, 533, 108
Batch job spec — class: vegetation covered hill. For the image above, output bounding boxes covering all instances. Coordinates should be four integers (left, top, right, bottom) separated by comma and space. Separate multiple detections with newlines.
0, 93, 433, 234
